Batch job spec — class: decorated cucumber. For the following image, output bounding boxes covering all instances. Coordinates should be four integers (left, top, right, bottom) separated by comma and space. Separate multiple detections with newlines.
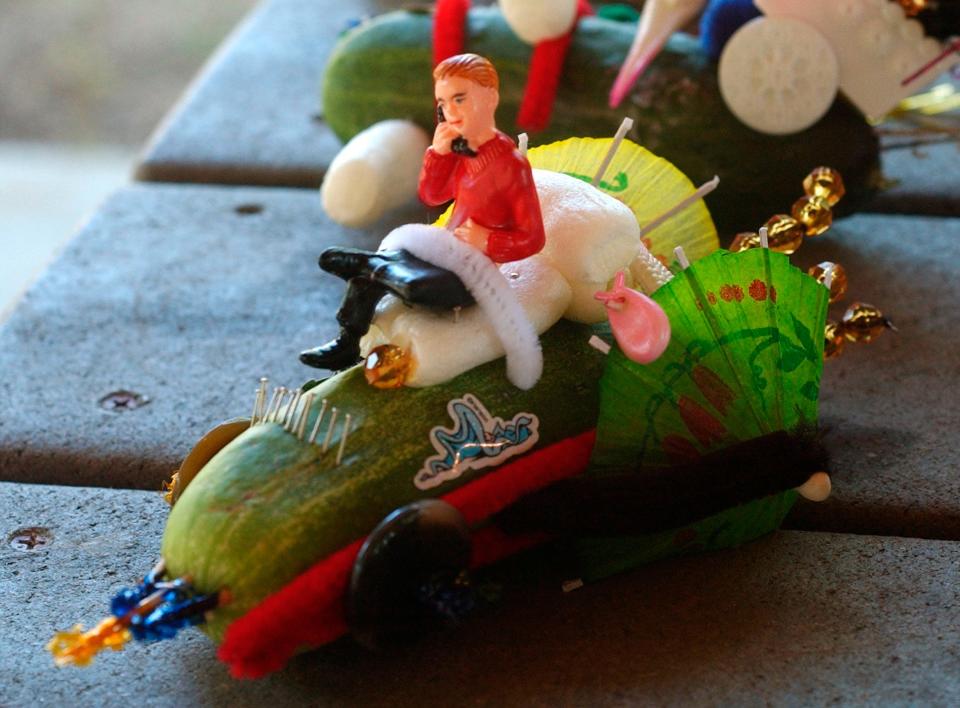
48, 139, 841, 678
322, 7, 881, 233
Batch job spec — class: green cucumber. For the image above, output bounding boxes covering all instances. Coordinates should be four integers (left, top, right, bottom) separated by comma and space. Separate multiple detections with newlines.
161, 320, 605, 640
322, 7, 880, 235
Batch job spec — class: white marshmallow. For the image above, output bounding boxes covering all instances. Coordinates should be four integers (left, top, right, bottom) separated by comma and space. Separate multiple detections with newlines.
321, 120, 430, 228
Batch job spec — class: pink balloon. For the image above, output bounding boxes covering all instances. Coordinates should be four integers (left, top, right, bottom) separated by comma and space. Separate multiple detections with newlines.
595, 271, 671, 364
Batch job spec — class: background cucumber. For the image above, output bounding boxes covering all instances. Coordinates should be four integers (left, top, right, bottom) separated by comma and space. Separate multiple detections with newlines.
322, 7, 880, 235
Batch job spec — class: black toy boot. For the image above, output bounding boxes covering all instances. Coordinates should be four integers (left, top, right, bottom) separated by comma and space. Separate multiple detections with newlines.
300, 277, 387, 370
318, 247, 380, 280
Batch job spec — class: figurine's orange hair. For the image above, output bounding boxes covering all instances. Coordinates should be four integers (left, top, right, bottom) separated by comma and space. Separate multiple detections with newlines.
433, 53, 499, 92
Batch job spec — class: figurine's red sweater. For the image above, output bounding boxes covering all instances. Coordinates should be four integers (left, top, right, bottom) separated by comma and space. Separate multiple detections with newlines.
418, 131, 545, 264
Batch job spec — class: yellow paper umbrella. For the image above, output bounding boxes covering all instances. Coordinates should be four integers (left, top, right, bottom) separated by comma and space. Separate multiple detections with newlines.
526, 136, 719, 266
435, 136, 718, 269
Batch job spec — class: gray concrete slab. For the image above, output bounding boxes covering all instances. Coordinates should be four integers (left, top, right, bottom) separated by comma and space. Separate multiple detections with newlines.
3, 481, 958, 706
1, 182, 958, 542
868, 133, 959, 217
134, 0, 403, 188
0, 183, 426, 490
786, 214, 960, 539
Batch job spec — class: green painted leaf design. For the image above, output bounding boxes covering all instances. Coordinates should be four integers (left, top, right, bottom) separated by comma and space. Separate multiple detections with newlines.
791, 313, 818, 362
561, 170, 629, 192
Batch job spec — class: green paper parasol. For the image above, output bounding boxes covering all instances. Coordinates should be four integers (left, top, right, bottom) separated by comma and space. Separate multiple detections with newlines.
579, 247, 829, 580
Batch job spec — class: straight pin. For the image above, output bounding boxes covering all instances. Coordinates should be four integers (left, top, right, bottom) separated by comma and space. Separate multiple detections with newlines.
639, 176, 719, 238
759, 226, 770, 249
309, 399, 329, 444
284, 390, 303, 430
322, 407, 339, 452
296, 393, 314, 440
674, 246, 691, 269
335, 414, 352, 465
517, 132, 528, 156
276, 388, 294, 423
592, 117, 634, 187
588, 335, 611, 355
251, 389, 262, 425
251, 377, 268, 424
266, 387, 285, 423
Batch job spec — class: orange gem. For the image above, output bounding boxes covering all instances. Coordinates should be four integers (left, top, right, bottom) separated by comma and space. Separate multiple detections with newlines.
763, 215, 805, 254
897, 0, 927, 16
841, 303, 893, 343
364, 344, 414, 389
791, 195, 833, 236
803, 167, 845, 207
807, 261, 848, 303
729, 231, 761, 252
824, 320, 845, 359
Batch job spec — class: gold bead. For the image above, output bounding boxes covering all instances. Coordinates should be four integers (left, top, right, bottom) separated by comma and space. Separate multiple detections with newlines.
762, 214, 805, 254
807, 261, 848, 303
897, 0, 927, 16
791, 195, 833, 236
841, 303, 893, 343
363, 344, 414, 389
803, 167, 845, 207
824, 320, 846, 359
729, 231, 761, 252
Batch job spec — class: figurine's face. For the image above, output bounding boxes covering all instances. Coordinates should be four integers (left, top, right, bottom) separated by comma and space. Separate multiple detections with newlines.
435, 75, 499, 144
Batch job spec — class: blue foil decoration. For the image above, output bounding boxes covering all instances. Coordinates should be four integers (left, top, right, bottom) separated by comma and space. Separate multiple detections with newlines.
109, 568, 218, 644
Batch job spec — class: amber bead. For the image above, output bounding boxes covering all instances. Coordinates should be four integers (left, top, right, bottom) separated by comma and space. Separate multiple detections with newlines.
803, 167, 845, 207
364, 344, 414, 389
824, 320, 846, 359
762, 215, 805, 254
729, 231, 761, 252
897, 0, 926, 16
791, 195, 833, 236
841, 303, 893, 343
807, 261, 848, 303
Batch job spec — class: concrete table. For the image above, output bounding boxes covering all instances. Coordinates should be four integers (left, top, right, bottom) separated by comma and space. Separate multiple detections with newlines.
0, 184, 427, 490
1, 184, 958, 545
135, 0, 404, 187
3, 482, 958, 706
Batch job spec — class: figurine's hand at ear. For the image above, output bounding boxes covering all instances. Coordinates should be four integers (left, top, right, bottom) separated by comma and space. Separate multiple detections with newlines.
453, 219, 491, 253
432, 122, 462, 156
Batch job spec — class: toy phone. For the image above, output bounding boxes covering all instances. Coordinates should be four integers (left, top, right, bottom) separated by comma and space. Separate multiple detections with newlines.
436, 104, 477, 157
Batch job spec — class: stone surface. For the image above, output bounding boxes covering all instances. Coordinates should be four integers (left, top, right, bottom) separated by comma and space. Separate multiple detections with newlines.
0, 184, 427, 490
785, 214, 960, 538
3, 481, 958, 707
135, 0, 403, 188
1, 183, 958, 542
868, 137, 960, 216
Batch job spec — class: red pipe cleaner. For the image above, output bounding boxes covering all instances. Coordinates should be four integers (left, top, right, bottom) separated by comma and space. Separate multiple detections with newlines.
218, 429, 596, 678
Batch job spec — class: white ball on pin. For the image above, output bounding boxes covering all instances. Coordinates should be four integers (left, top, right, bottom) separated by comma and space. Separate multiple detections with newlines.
796, 471, 832, 502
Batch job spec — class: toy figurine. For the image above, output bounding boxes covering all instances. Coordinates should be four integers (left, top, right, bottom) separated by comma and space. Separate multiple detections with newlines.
301, 54, 545, 375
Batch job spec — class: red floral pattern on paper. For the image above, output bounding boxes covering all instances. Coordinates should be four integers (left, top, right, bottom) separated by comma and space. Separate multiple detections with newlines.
749, 279, 767, 301
720, 284, 744, 302
770, 285, 778, 302
707, 291, 717, 305
691, 365, 736, 415
678, 396, 727, 447
662, 434, 701, 463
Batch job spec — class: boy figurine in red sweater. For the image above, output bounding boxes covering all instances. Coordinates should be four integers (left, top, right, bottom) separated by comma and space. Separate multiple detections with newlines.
301, 54, 545, 372
420, 53, 545, 263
